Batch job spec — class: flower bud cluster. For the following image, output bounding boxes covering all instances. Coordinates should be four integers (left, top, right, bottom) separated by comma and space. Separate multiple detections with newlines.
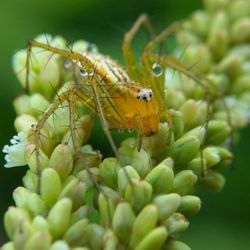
2, 0, 250, 249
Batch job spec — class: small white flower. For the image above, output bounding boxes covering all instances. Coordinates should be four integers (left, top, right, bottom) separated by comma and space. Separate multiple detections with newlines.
2, 132, 27, 168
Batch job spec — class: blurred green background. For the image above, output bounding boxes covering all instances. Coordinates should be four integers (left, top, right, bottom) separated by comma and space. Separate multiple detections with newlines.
0, 0, 250, 249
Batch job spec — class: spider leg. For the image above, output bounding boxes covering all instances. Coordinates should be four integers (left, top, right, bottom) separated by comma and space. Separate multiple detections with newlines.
122, 14, 154, 81
25, 40, 94, 93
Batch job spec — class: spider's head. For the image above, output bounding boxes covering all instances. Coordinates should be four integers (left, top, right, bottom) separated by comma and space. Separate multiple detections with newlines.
136, 88, 153, 102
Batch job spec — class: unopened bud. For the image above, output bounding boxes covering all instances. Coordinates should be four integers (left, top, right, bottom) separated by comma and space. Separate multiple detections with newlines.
41, 168, 62, 208
130, 205, 158, 248
131, 148, 152, 178
153, 194, 181, 222
172, 170, 198, 195
145, 163, 174, 194
64, 219, 88, 246
164, 213, 189, 237
48, 144, 73, 178
178, 195, 201, 217
112, 202, 135, 244
117, 165, 140, 195
168, 136, 200, 169
164, 240, 191, 250
124, 180, 152, 213
135, 226, 168, 250
199, 171, 225, 192
23, 230, 51, 250
99, 158, 120, 189
59, 178, 86, 211
47, 198, 72, 238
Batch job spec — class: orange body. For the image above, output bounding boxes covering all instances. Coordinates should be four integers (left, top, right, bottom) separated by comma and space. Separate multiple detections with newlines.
84, 53, 161, 136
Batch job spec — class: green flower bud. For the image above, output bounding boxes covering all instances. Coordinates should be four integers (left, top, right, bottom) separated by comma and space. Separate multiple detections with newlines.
103, 230, 118, 250
50, 241, 70, 250
47, 198, 72, 238
153, 194, 181, 222
203, 146, 232, 168
172, 170, 198, 195
70, 205, 90, 225
135, 226, 168, 250
59, 178, 86, 211
61, 115, 93, 153
99, 185, 121, 202
41, 168, 62, 208
168, 136, 200, 169
143, 123, 171, 162
206, 120, 231, 145
25, 144, 49, 172
130, 205, 158, 248
131, 148, 152, 178
2, 242, 15, 250
99, 158, 120, 189
13, 187, 47, 216
14, 114, 37, 133
112, 202, 135, 244
203, 0, 229, 12
85, 224, 105, 250
13, 220, 32, 250
203, 147, 221, 168
14, 95, 30, 115
171, 110, 184, 140
190, 10, 210, 38
145, 163, 174, 194
187, 157, 205, 176
164, 88, 186, 110
217, 54, 243, 78
23, 230, 51, 250
48, 144, 73, 178
164, 240, 191, 250
183, 126, 205, 145
124, 180, 152, 213
176, 29, 200, 48
13, 44, 61, 98
178, 195, 201, 217
229, 0, 250, 20
98, 193, 115, 228
32, 216, 50, 232
180, 100, 207, 130
77, 168, 99, 189
232, 74, 250, 96
182, 44, 212, 73
232, 17, 250, 44
13, 187, 31, 208
23, 170, 39, 192
72, 40, 98, 54
4, 207, 30, 239
29, 94, 50, 117
117, 165, 140, 195
25, 192, 47, 216
164, 213, 189, 237
199, 171, 225, 192
64, 219, 88, 246
119, 137, 136, 166
208, 11, 229, 59
207, 73, 229, 92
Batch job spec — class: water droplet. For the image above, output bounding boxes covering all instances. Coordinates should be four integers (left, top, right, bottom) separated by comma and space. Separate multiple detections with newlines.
79, 68, 88, 78
64, 60, 72, 69
89, 69, 94, 76
151, 62, 163, 77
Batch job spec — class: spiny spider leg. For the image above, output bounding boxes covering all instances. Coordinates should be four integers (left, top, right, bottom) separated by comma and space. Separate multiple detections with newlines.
122, 14, 154, 81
